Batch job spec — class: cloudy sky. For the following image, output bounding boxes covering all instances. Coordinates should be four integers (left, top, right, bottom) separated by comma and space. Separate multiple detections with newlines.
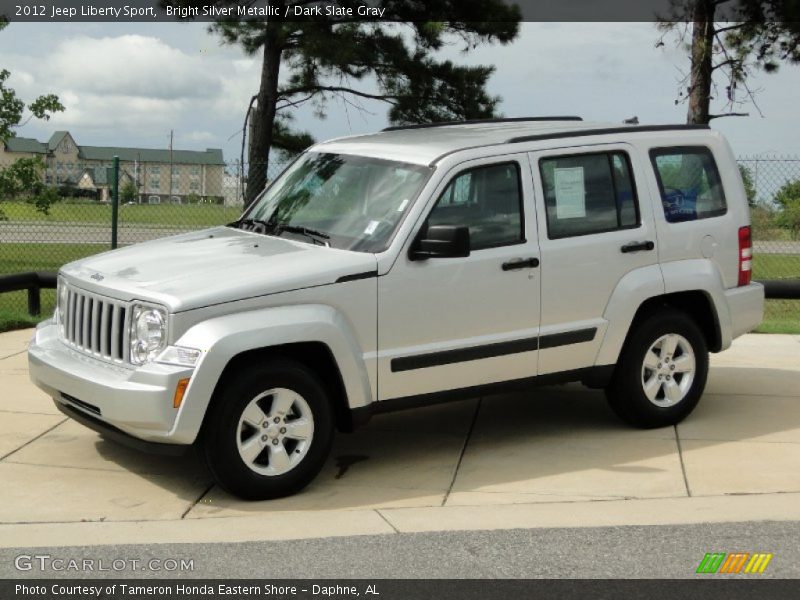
1, 21, 798, 165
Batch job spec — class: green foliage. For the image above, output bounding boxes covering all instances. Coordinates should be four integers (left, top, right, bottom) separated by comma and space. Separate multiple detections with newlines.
776, 197, 800, 239
0, 69, 65, 142
120, 181, 138, 204
739, 164, 757, 205
0, 156, 45, 198
186, 192, 201, 204
0, 157, 56, 216
774, 178, 800, 209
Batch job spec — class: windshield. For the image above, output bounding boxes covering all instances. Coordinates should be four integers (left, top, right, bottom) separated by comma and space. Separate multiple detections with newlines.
242, 152, 432, 252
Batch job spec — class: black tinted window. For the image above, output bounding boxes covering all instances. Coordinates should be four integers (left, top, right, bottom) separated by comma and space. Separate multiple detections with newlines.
540, 152, 639, 238
427, 163, 524, 250
651, 147, 727, 223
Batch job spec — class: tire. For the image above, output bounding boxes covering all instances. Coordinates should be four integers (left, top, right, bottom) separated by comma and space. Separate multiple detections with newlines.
605, 308, 709, 429
202, 359, 334, 500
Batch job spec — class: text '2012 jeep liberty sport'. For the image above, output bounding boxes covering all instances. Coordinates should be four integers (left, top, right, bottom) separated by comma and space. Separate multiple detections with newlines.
29, 118, 764, 499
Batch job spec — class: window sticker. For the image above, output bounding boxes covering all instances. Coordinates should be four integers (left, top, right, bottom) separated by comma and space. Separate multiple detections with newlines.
364, 220, 380, 235
397, 198, 409, 212
554, 167, 586, 219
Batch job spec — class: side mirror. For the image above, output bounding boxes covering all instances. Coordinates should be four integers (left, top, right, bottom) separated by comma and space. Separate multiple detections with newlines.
409, 225, 471, 260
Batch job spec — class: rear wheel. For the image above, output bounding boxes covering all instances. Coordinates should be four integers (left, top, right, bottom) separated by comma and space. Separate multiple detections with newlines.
202, 359, 334, 500
605, 309, 708, 428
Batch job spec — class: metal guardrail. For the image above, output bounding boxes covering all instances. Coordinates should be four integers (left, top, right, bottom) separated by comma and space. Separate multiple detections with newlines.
760, 280, 800, 300
0, 272, 57, 316
1, 271, 797, 320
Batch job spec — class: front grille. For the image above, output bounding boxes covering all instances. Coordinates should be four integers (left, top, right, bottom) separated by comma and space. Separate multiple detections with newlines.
62, 285, 129, 362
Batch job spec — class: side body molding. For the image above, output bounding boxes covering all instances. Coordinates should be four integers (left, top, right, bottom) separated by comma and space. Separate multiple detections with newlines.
167, 304, 373, 444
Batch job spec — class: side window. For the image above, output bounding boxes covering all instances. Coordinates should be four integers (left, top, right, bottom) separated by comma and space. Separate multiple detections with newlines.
427, 162, 524, 250
539, 152, 640, 239
650, 147, 727, 223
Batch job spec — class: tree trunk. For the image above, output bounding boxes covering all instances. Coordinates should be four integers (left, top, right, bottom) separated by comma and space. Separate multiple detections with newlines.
245, 25, 282, 208
686, 0, 716, 125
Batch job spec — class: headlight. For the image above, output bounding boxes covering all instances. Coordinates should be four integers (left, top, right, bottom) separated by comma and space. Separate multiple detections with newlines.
57, 278, 68, 336
129, 304, 167, 365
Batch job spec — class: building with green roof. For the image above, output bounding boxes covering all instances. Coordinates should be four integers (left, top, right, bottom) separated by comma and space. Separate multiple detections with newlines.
1, 131, 225, 203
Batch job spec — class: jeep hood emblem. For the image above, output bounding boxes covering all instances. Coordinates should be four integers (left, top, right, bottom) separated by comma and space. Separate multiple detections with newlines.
90, 272, 104, 281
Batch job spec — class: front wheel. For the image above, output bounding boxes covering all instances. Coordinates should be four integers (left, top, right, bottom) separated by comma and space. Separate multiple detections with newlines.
202, 359, 334, 500
605, 309, 709, 428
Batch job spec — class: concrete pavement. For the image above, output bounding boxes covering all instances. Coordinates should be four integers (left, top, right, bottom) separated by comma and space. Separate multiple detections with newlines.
1, 329, 799, 548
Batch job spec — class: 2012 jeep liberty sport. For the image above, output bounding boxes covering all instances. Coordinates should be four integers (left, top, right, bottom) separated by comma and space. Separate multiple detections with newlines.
28, 118, 765, 499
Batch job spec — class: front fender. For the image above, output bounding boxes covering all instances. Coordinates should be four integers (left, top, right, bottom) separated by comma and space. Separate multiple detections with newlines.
167, 304, 373, 444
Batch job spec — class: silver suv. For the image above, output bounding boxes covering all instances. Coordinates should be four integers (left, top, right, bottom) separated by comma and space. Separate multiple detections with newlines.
28, 118, 765, 499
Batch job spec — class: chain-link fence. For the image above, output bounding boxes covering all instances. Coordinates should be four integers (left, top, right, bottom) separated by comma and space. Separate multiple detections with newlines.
1, 155, 799, 332
0, 158, 288, 326
738, 156, 800, 333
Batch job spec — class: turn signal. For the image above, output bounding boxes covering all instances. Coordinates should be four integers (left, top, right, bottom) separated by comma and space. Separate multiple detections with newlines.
173, 378, 190, 409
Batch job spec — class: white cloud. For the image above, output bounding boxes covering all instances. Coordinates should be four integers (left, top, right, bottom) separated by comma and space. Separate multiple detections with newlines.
48, 34, 221, 100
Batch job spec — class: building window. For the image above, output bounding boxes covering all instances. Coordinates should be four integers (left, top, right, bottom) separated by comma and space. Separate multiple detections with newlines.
190, 166, 201, 176
150, 166, 160, 175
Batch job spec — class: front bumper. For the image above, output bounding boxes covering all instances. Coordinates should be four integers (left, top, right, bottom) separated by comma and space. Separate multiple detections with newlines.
28, 320, 195, 445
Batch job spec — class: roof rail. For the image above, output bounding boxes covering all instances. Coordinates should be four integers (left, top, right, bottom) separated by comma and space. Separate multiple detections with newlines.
382, 116, 583, 132
505, 123, 710, 144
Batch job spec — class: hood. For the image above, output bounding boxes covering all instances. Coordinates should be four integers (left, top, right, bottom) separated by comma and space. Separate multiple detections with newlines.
61, 227, 377, 312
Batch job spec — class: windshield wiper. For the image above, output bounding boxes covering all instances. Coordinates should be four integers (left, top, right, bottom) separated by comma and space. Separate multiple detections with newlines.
229, 218, 272, 231
273, 224, 330, 246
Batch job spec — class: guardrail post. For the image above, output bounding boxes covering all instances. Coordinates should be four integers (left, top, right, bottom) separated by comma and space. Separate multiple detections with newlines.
27, 285, 41, 316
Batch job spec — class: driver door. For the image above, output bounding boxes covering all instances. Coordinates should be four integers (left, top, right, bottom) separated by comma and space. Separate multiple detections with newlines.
377, 154, 542, 400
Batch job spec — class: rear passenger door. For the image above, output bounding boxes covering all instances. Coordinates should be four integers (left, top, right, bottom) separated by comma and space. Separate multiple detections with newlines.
529, 144, 659, 375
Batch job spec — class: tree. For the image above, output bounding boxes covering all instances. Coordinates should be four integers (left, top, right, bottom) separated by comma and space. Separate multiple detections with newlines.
775, 178, 800, 209
739, 164, 757, 205
776, 198, 800, 238
1, 21, 65, 218
0, 69, 64, 142
657, 1, 800, 124
120, 181, 138, 204
0, 156, 56, 217
169, 1, 520, 205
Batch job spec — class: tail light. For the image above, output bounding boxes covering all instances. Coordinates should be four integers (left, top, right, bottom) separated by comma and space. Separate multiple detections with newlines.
738, 226, 752, 286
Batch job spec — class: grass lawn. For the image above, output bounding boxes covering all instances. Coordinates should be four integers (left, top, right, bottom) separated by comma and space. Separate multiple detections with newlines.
0, 243, 104, 333
1, 241, 799, 334
752, 253, 800, 280
2, 201, 242, 228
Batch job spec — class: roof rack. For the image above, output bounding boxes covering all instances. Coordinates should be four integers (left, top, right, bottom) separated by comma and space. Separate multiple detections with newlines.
382, 116, 583, 132
505, 123, 710, 144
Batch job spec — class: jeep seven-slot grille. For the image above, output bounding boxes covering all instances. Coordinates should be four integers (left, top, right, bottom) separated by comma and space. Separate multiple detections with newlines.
62, 286, 129, 362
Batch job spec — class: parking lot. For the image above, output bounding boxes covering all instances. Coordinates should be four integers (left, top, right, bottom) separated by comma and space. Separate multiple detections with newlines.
1, 329, 799, 548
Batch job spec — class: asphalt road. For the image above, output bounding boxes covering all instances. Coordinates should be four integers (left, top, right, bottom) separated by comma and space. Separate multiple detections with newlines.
2, 521, 798, 579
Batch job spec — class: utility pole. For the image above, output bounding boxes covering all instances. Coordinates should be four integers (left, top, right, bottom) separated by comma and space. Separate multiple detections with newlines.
168, 129, 174, 202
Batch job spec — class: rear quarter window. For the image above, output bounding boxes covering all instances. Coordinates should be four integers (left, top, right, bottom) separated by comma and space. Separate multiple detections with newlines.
650, 147, 727, 223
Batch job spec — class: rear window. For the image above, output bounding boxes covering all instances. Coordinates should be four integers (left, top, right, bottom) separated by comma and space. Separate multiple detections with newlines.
650, 147, 727, 223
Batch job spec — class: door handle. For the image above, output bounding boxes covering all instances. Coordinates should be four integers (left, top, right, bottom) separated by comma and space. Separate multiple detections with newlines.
620, 241, 655, 253
502, 257, 540, 271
